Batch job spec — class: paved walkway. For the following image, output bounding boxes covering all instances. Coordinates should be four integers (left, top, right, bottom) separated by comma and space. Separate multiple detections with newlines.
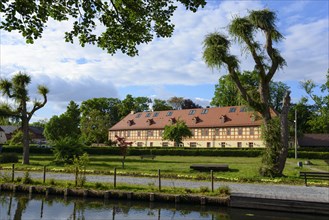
3, 171, 328, 203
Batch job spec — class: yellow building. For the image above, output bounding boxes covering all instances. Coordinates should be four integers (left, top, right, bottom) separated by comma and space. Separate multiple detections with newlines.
109, 106, 273, 148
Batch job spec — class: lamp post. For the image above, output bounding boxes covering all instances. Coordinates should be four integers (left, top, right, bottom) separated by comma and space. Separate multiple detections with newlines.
294, 109, 297, 159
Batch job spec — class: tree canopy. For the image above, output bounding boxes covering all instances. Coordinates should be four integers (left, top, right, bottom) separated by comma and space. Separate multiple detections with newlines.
211, 71, 290, 112
162, 119, 192, 146
300, 70, 329, 133
0, 0, 206, 56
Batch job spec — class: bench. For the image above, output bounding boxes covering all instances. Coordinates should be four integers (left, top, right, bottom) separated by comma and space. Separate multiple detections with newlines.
190, 164, 229, 172
140, 155, 156, 160
299, 171, 329, 186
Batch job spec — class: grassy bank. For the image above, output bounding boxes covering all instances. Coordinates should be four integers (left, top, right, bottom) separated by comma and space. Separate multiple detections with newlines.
1, 154, 328, 185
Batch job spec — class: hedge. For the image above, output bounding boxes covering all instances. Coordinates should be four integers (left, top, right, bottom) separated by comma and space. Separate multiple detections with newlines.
1, 146, 328, 159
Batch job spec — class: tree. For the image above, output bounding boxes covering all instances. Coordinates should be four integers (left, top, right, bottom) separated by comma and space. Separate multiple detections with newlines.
152, 99, 173, 111
0, 0, 206, 56
44, 101, 80, 142
167, 96, 184, 110
80, 97, 121, 127
80, 109, 110, 145
119, 94, 151, 118
163, 119, 192, 146
182, 99, 202, 109
300, 70, 329, 133
211, 72, 290, 112
203, 9, 290, 177
30, 119, 48, 129
0, 103, 17, 125
288, 98, 315, 135
0, 72, 48, 164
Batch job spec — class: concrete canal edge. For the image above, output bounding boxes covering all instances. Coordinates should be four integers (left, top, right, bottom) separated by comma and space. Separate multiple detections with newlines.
230, 193, 329, 216
1, 183, 328, 215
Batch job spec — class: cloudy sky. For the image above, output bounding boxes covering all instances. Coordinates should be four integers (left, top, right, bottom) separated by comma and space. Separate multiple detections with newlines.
0, 0, 328, 122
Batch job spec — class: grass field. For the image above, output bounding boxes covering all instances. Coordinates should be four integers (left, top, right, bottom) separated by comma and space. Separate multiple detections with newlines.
1, 154, 328, 185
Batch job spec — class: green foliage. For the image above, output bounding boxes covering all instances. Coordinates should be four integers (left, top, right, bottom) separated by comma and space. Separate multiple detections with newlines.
21, 171, 33, 184
80, 109, 110, 145
52, 137, 85, 164
1, 1, 206, 55
0, 153, 19, 163
199, 186, 210, 193
216, 185, 231, 196
259, 118, 283, 177
300, 70, 329, 133
80, 97, 121, 128
8, 130, 24, 145
152, 99, 173, 111
44, 101, 81, 142
119, 94, 151, 117
72, 153, 90, 187
163, 120, 192, 146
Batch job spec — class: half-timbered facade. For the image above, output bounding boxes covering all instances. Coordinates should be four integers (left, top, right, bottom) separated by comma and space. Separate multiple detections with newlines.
109, 106, 274, 148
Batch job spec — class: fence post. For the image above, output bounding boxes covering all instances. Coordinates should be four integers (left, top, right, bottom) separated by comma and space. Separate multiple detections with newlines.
75, 167, 78, 187
158, 169, 161, 191
114, 168, 117, 188
211, 170, 214, 192
43, 166, 46, 184
11, 164, 15, 182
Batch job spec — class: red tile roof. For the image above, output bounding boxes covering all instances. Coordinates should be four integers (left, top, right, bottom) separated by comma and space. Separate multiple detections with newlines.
110, 106, 273, 131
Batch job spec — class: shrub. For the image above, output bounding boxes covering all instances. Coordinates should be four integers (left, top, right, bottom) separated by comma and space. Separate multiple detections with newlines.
52, 137, 85, 164
0, 153, 19, 163
22, 171, 33, 184
216, 185, 231, 196
199, 186, 210, 193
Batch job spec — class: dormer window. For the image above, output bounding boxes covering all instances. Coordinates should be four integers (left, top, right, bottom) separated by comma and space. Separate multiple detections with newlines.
127, 119, 134, 126
192, 116, 201, 124
189, 110, 196, 115
136, 113, 142, 118
201, 109, 208, 114
169, 117, 176, 124
220, 115, 227, 123
229, 107, 236, 113
147, 118, 154, 125
166, 111, 173, 116
146, 112, 151, 117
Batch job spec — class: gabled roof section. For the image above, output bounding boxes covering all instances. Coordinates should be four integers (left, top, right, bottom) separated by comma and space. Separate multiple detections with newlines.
0, 125, 19, 134
298, 134, 329, 147
109, 106, 275, 131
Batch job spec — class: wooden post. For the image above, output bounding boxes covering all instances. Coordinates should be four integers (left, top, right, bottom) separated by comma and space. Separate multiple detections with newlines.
75, 167, 78, 187
114, 168, 117, 188
158, 169, 161, 191
43, 166, 46, 184
211, 170, 214, 192
11, 164, 15, 182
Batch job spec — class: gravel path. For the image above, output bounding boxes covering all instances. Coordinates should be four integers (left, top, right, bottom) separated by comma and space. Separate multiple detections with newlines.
2, 171, 328, 203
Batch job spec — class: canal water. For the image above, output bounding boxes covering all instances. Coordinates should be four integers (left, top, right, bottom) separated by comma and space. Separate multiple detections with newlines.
0, 192, 326, 220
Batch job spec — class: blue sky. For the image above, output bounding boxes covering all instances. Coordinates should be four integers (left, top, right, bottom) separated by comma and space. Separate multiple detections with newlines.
0, 0, 328, 122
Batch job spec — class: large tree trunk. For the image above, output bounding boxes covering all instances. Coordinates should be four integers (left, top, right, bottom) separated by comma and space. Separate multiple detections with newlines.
22, 115, 30, 165
276, 91, 291, 174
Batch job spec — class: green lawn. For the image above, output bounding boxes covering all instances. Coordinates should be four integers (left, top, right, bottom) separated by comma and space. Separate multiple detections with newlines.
2, 154, 328, 185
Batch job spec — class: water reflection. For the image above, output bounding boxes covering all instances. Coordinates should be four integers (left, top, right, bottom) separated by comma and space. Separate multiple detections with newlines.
0, 192, 325, 220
